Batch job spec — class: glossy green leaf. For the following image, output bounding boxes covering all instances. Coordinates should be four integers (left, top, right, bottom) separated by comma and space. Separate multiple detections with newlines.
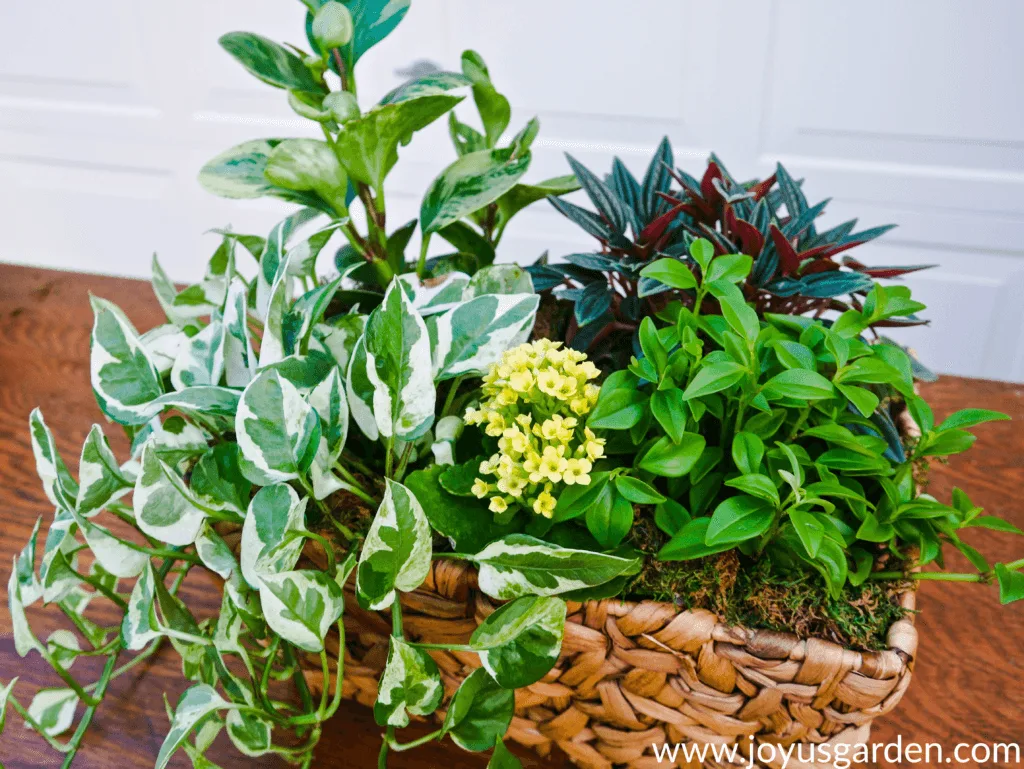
441, 668, 514, 752
682, 362, 746, 400
421, 148, 530, 235
638, 434, 706, 478
762, 369, 834, 401
658, 517, 732, 561
706, 496, 775, 546
614, 476, 666, 504
219, 32, 322, 93
134, 444, 214, 546
471, 596, 565, 689
639, 259, 696, 290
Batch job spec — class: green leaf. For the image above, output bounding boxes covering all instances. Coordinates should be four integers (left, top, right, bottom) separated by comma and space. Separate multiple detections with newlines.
191, 444, 252, 516
654, 499, 690, 537
471, 534, 641, 601
471, 596, 565, 689
156, 685, 231, 769
29, 409, 79, 511
586, 490, 633, 548
731, 432, 765, 476
421, 148, 530, 235
761, 369, 834, 401
464, 264, 534, 297
381, 71, 471, 104
638, 434, 706, 478
239, 484, 308, 589
199, 140, 326, 211
588, 388, 648, 430
90, 296, 164, 425
709, 280, 759, 342
315, 0, 411, 65
345, 334, 379, 441
27, 688, 79, 737
0, 677, 17, 736
406, 466, 513, 553
69, 508, 147, 578
789, 508, 825, 558
259, 570, 344, 653
995, 564, 1024, 605
488, 739, 523, 769
650, 387, 686, 443
429, 293, 539, 381
497, 175, 579, 225
461, 50, 511, 146
639, 259, 696, 290
8, 563, 42, 656
552, 472, 611, 522
705, 496, 775, 546
265, 139, 348, 213
134, 444, 213, 546
937, 409, 1010, 432
855, 513, 895, 543
219, 32, 322, 93
441, 668, 514, 752
356, 479, 432, 610
375, 637, 444, 727
920, 429, 976, 457
706, 254, 752, 284
614, 476, 666, 504
362, 278, 436, 440
658, 518, 732, 561
235, 369, 321, 484
682, 361, 746, 400
334, 94, 462, 189
968, 516, 1024, 536
724, 474, 780, 507
226, 709, 272, 757
836, 382, 879, 418
306, 368, 350, 499
772, 340, 816, 371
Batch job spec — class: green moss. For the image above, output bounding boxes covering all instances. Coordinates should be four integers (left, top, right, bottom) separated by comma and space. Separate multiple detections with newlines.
625, 516, 911, 652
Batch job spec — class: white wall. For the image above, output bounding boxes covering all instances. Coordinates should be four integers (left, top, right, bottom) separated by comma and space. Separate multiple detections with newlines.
1, 1, 1023, 381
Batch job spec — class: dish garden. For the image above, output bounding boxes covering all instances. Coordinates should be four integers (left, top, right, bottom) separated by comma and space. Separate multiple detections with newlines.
3, 2, 1022, 768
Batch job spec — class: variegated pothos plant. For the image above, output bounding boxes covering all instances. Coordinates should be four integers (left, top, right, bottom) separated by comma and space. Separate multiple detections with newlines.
4, 215, 643, 769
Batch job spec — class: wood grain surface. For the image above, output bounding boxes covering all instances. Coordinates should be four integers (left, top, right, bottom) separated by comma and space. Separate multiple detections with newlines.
0, 264, 1020, 769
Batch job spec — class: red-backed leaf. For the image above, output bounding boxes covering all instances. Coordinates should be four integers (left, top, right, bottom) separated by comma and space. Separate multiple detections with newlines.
841, 258, 935, 278
770, 224, 801, 276
640, 202, 687, 244
700, 162, 723, 206
749, 173, 776, 201
731, 216, 765, 257
800, 259, 840, 276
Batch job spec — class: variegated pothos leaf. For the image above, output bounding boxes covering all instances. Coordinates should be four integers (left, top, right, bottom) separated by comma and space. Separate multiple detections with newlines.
374, 636, 443, 727
429, 293, 539, 380
258, 569, 344, 653
239, 484, 309, 589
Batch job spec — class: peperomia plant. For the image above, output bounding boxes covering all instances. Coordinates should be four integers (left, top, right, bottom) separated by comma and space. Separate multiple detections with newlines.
530, 139, 930, 368
199, 0, 577, 292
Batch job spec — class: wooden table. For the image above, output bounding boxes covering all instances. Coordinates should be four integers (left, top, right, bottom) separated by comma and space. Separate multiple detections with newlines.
0, 265, 1020, 769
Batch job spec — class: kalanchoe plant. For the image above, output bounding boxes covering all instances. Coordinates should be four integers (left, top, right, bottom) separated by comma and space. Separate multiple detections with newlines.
200, 0, 577, 292
531, 138, 932, 368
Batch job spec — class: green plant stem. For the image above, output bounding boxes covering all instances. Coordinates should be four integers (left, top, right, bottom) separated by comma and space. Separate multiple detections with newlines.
341, 452, 377, 478
384, 436, 395, 478
440, 376, 465, 418
416, 234, 431, 278
387, 728, 444, 752
1004, 558, 1024, 571
869, 571, 986, 582
286, 643, 316, 717
40, 647, 102, 708
393, 443, 414, 483
305, 531, 338, 574
59, 652, 118, 769
332, 463, 379, 507
9, 698, 72, 752
72, 569, 128, 610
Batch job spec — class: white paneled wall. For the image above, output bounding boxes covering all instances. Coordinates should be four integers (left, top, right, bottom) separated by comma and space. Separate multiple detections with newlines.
1, 1, 1023, 380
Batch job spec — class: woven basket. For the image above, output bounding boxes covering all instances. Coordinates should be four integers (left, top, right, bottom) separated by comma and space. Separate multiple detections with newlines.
288, 545, 917, 769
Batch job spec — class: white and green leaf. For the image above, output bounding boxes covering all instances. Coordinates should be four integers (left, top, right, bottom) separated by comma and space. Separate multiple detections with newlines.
258, 569, 344, 653
345, 335, 379, 441
77, 425, 132, 516
471, 596, 566, 689
171, 321, 225, 391
27, 688, 79, 737
307, 368, 350, 499
374, 636, 443, 728
155, 685, 232, 769
430, 293, 539, 380
134, 443, 213, 546
239, 484, 309, 589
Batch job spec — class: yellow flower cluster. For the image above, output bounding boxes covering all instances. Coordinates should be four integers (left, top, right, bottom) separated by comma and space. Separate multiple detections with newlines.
465, 340, 606, 519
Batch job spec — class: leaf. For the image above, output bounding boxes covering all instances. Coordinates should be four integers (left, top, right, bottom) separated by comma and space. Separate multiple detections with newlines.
708, 280, 759, 342
789, 508, 825, 558
471, 596, 565, 689
682, 362, 746, 400
75, 424, 132, 516
705, 496, 775, 546
399, 271, 471, 315
27, 688, 79, 737
707, 254, 753, 284
8, 562, 42, 656
240, 484, 308, 589
565, 154, 630, 236
0, 677, 17, 735
259, 570, 344, 652
724, 474, 780, 507
375, 636, 444, 727
836, 382, 879, 418
937, 409, 1010, 432
156, 685, 231, 769
69, 508, 147, 578
362, 279, 436, 439
464, 264, 534, 297
586, 490, 633, 548
462, 50, 511, 146
421, 148, 530, 236
968, 516, 1024, 536
265, 139, 348, 213
171, 321, 225, 391
471, 534, 641, 601
334, 94, 462, 189
761, 369, 834, 401
356, 479, 432, 610
920, 429, 976, 457
995, 564, 1024, 605
90, 296, 164, 425
306, 368, 350, 499
219, 32, 322, 93
405, 466, 514, 553
650, 388, 686, 444
587, 388, 648, 430
731, 432, 765, 476
380, 71, 471, 104
345, 335, 379, 440
855, 513, 895, 543
235, 369, 321, 485
199, 140, 327, 211
639, 259, 696, 290
29, 408, 78, 511
441, 668, 514, 752
226, 709, 272, 757
488, 739, 523, 769
497, 175, 580, 224
552, 472, 611, 522
658, 518, 732, 561
574, 282, 612, 327
13, 518, 42, 607
772, 340, 816, 371
638, 434, 706, 478
134, 444, 213, 546
316, 0, 410, 65
430, 293, 539, 380
614, 476, 666, 504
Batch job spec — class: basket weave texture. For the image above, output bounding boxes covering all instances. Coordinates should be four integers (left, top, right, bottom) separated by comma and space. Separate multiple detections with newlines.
297, 553, 917, 769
